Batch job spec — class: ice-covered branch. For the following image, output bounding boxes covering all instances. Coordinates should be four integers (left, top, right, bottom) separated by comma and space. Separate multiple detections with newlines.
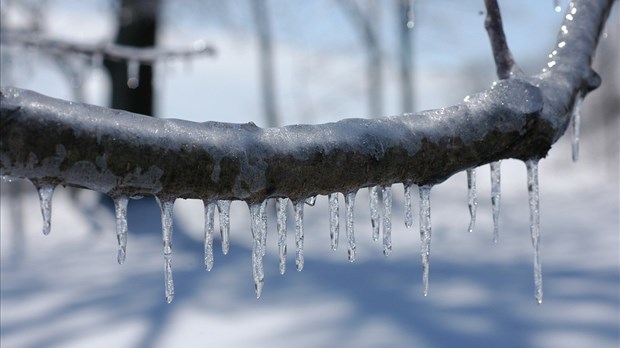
0, 31, 216, 64
0, 0, 612, 205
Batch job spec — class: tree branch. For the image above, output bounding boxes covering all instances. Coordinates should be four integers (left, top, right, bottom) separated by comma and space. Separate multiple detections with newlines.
483, 0, 522, 79
0, 0, 614, 204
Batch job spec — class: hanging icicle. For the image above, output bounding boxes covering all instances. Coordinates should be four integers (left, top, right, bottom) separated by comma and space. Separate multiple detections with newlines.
204, 201, 216, 271
553, 0, 562, 13
382, 185, 393, 256
404, 183, 414, 228
406, 0, 416, 28
369, 186, 380, 241
113, 196, 129, 264
305, 195, 317, 206
217, 200, 231, 255
294, 200, 305, 271
157, 197, 176, 304
126, 59, 140, 89
526, 159, 543, 304
35, 182, 56, 236
259, 200, 268, 257
466, 168, 477, 233
490, 161, 501, 243
571, 93, 583, 162
345, 191, 357, 262
419, 185, 432, 296
328, 193, 340, 251
276, 198, 288, 275
249, 202, 266, 298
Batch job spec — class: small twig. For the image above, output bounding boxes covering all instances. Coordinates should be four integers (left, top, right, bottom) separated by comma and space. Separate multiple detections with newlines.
0, 31, 216, 65
484, 0, 521, 79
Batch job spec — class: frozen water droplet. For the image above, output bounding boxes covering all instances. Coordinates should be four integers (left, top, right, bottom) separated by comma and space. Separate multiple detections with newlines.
419, 185, 432, 296
114, 196, 129, 264
276, 198, 288, 275
157, 197, 176, 304
406, 0, 415, 28
35, 183, 56, 236
345, 191, 357, 262
294, 200, 305, 271
328, 193, 340, 251
249, 203, 265, 298
490, 161, 501, 243
126, 59, 140, 89
305, 196, 317, 206
466, 168, 477, 233
404, 183, 414, 228
382, 185, 393, 256
217, 200, 231, 255
571, 94, 583, 162
369, 186, 380, 241
553, 0, 562, 12
526, 159, 543, 304
204, 201, 216, 271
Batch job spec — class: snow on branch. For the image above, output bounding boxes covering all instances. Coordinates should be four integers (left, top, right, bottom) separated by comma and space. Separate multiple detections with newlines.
0, 0, 612, 204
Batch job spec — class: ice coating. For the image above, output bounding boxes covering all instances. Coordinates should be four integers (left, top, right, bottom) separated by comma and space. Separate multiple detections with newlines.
571, 94, 583, 162
249, 203, 265, 298
276, 198, 288, 275
113, 196, 129, 264
329, 192, 340, 251
553, 0, 562, 13
345, 191, 357, 262
157, 197, 175, 304
259, 200, 268, 257
490, 161, 501, 243
382, 185, 393, 256
216, 200, 231, 255
204, 201, 216, 271
369, 186, 380, 241
305, 195, 317, 206
404, 183, 414, 228
294, 200, 305, 271
466, 168, 477, 233
419, 185, 432, 296
526, 159, 543, 304
35, 183, 56, 236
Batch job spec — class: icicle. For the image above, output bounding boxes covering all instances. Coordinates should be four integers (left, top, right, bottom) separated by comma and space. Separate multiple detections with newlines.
294, 201, 305, 271
404, 183, 414, 228
305, 196, 317, 206
329, 193, 340, 251
553, 0, 562, 13
217, 200, 231, 255
345, 191, 357, 262
526, 159, 543, 304
204, 201, 216, 271
157, 197, 176, 304
490, 161, 501, 243
249, 203, 265, 298
466, 168, 477, 233
276, 198, 288, 275
35, 183, 56, 236
382, 185, 393, 256
571, 94, 583, 162
419, 185, 432, 296
126, 59, 140, 89
113, 196, 129, 264
369, 186, 380, 241
259, 200, 268, 257
406, 0, 415, 28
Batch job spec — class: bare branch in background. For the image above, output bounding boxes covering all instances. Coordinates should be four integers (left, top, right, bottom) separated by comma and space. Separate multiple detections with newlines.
483, 0, 522, 79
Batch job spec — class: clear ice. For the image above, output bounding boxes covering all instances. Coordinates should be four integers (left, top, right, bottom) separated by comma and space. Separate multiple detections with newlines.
526, 159, 543, 304
404, 183, 414, 228
249, 203, 265, 298
329, 193, 340, 251
158, 197, 175, 304
114, 196, 129, 264
382, 185, 393, 256
305, 196, 317, 206
345, 191, 357, 262
36, 183, 56, 236
466, 168, 477, 233
419, 185, 432, 296
259, 200, 268, 257
369, 186, 380, 241
553, 0, 562, 13
204, 201, 216, 271
490, 161, 501, 243
126, 59, 140, 89
276, 198, 289, 275
217, 200, 231, 255
294, 200, 305, 271
571, 94, 583, 162
406, 0, 416, 28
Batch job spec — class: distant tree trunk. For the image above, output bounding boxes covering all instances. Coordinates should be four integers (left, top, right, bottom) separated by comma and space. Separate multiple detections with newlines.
251, 0, 280, 127
105, 0, 160, 116
398, 0, 414, 114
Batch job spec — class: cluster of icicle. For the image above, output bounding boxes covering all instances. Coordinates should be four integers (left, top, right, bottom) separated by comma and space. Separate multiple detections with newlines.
7, 158, 548, 305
